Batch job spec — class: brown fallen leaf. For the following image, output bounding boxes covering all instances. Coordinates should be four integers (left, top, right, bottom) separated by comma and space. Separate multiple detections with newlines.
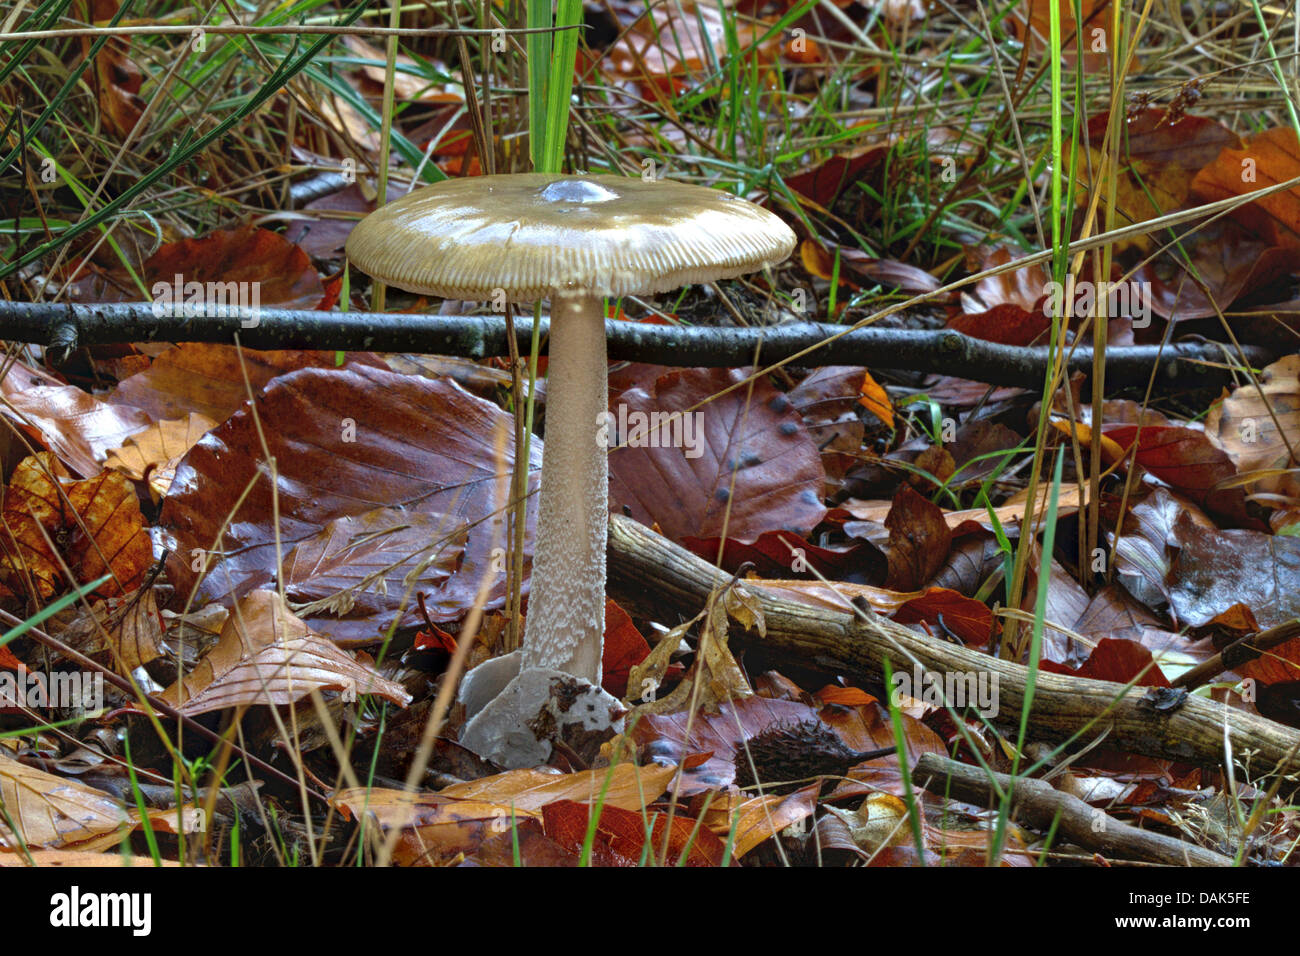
0, 752, 129, 851
104, 412, 219, 500
1, 359, 151, 478
1, 452, 152, 600
1204, 354, 1300, 502
608, 367, 827, 544
156, 589, 411, 715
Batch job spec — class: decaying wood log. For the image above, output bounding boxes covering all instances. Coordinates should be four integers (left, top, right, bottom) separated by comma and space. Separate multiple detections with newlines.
910, 753, 1235, 866
606, 515, 1300, 779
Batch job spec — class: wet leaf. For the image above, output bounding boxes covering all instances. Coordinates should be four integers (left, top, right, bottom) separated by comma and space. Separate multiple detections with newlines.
0, 752, 128, 851
157, 366, 539, 642
608, 368, 826, 544
144, 226, 325, 310
1, 360, 150, 478
1204, 354, 1300, 501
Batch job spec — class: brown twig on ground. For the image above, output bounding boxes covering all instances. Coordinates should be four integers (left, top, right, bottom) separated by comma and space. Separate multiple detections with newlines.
0, 300, 1272, 388
605, 515, 1300, 778
1172, 618, 1300, 691
910, 752, 1235, 866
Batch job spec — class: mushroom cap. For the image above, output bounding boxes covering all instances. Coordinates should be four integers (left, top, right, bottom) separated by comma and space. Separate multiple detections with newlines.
345, 173, 795, 301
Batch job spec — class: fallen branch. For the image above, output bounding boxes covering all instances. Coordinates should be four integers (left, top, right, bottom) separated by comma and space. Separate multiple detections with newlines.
1172, 618, 1300, 691
605, 515, 1300, 779
0, 300, 1271, 388
910, 753, 1234, 866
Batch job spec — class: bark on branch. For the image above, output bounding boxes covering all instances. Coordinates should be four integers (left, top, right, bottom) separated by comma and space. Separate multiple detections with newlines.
605, 515, 1300, 779
910, 753, 1235, 866
0, 300, 1270, 388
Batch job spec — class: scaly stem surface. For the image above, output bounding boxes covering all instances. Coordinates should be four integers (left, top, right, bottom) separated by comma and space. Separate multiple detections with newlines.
521, 292, 607, 685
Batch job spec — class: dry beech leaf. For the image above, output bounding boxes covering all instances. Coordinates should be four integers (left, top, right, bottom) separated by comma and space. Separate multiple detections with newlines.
108, 344, 379, 425
436, 762, 676, 812
0, 752, 128, 851
1204, 354, 1300, 501
156, 589, 411, 715
103, 412, 219, 500
601, 0, 774, 90
0, 452, 152, 599
332, 764, 676, 865
0, 360, 150, 478
1008, 0, 1129, 74
57, 586, 165, 676
1192, 127, 1300, 250
700, 786, 818, 858
343, 36, 462, 103
157, 366, 538, 645
0, 849, 185, 867
83, 0, 145, 139
838, 483, 1085, 534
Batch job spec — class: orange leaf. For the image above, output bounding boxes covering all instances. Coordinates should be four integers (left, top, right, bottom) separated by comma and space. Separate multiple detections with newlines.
800, 239, 834, 279
857, 370, 894, 428
1192, 127, 1300, 251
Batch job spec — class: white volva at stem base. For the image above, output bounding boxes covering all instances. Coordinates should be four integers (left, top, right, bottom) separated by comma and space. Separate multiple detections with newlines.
520, 292, 608, 685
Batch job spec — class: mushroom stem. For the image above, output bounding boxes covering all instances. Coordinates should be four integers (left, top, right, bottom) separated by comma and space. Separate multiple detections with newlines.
521, 292, 607, 685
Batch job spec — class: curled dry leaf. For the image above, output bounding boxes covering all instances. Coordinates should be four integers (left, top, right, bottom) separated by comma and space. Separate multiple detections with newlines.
57, 585, 165, 677
1204, 354, 1300, 501
103, 412, 219, 500
0, 751, 128, 851
699, 785, 819, 858
156, 589, 411, 716
628, 580, 760, 717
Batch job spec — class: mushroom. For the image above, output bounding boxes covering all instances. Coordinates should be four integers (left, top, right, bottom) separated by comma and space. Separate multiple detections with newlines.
346, 173, 795, 767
